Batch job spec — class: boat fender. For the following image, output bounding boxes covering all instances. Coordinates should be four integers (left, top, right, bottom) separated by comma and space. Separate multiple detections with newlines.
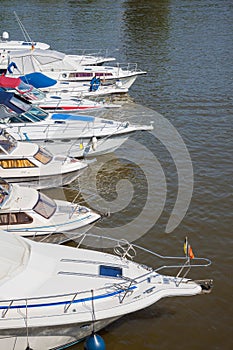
92, 136, 98, 150
84, 333, 106, 350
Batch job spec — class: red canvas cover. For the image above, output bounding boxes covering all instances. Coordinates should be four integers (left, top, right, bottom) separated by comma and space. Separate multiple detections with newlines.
0, 74, 21, 88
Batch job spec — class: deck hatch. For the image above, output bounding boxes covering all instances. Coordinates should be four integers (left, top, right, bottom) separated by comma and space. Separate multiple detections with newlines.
99, 265, 122, 277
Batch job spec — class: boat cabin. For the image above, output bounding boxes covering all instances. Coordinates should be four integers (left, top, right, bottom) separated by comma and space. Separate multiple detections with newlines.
0, 189, 57, 226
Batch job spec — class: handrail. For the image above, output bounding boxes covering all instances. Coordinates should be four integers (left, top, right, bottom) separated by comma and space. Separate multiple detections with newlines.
74, 232, 212, 267
0, 233, 212, 315
0, 278, 137, 311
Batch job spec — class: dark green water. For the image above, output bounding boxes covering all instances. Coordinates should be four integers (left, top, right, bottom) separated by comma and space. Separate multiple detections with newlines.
0, 1, 232, 349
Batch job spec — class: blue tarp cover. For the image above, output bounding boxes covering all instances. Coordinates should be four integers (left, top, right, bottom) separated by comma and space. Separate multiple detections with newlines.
20, 72, 57, 88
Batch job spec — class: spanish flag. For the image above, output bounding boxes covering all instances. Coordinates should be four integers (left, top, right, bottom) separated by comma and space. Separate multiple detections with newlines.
184, 237, 195, 259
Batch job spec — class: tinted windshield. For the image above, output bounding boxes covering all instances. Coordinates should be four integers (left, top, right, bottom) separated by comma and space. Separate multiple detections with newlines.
33, 192, 56, 219
34, 147, 52, 164
7, 105, 48, 123
28, 88, 46, 100
22, 106, 48, 122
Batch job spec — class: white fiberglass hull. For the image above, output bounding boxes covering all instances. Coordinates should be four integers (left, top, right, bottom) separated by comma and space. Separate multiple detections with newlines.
41, 82, 129, 97
53, 72, 139, 90
4, 210, 100, 237
0, 232, 212, 350
4, 110, 153, 158
8, 129, 134, 158
0, 316, 119, 350
3, 168, 84, 190
34, 134, 129, 158
33, 95, 121, 113
7, 49, 146, 90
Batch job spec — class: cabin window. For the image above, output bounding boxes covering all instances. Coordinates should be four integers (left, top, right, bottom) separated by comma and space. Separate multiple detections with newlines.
69, 72, 93, 78
99, 265, 122, 278
34, 147, 52, 164
95, 73, 113, 77
0, 212, 33, 225
33, 192, 57, 219
0, 159, 36, 168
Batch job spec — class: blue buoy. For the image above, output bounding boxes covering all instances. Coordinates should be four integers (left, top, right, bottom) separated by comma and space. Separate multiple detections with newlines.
84, 333, 106, 350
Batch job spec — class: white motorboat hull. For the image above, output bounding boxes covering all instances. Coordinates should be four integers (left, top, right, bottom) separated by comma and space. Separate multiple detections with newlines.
3, 168, 84, 189
35, 134, 129, 158
0, 231, 212, 350
42, 82, 129, 97
0, 184, 101, 237
0, 95, 153, 158
52, 72, 139, 90
7, 49, 146, 91
7, 126, 132, 157
4, 209, 100, 237
0, 316, 119, 350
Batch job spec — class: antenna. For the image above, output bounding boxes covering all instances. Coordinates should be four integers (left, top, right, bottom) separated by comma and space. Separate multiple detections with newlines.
13, 11, 34, 44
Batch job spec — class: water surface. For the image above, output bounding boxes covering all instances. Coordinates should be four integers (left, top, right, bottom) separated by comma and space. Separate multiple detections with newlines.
0, 1, 232, 349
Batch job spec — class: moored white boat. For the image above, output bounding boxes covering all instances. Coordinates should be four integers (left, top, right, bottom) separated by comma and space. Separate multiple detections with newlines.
5, 48, 146, 90
0, 127, 87, 189
21, 71, 129, 97
0, 31, 50, 51
0, 91, 153, 158
0, 231, 213, 350
0, 181, 100, 236
0, 31, 116, 65
0, 74, 121, 112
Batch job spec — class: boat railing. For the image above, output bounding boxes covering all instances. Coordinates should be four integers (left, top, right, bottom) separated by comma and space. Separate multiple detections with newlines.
65, 48, 114, 60
0, 264, 146, 318
0, 279, 133, 320
102, 62, 145, 74
0, 233, 212, 319
72, 233, 212, 289
73, 233, 212, 293
2, 117, 96, 136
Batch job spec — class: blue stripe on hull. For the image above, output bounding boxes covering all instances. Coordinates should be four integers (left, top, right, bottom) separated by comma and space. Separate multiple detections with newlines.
0, 286, 136, 310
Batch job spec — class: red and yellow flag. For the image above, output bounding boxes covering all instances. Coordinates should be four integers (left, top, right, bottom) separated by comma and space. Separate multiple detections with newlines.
184, 237, 195, 259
